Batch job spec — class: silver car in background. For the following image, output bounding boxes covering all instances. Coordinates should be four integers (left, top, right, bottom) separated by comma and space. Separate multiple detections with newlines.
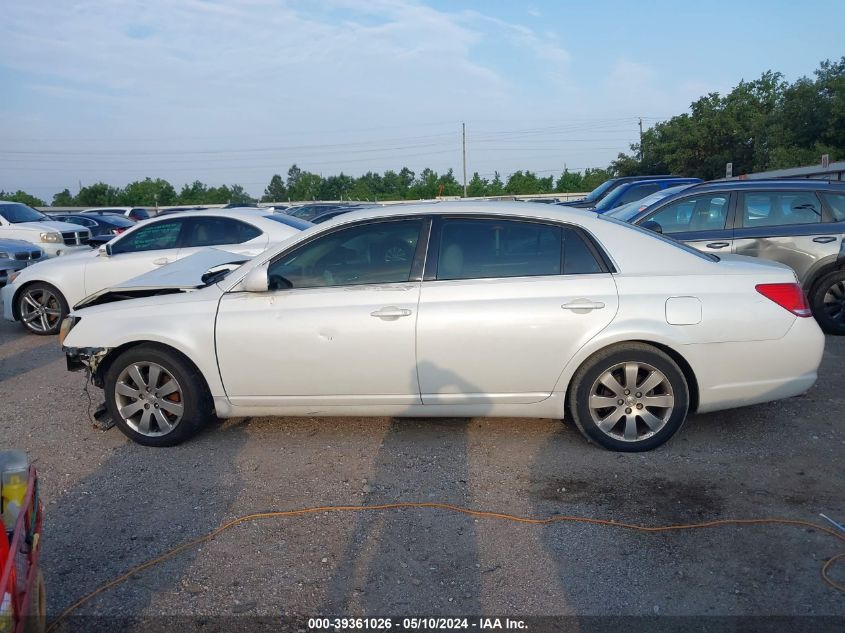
0, 239, 44, 287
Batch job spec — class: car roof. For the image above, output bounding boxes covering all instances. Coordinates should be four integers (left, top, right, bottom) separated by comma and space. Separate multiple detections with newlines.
685, 179, 845, 192
315, 200, 599, 227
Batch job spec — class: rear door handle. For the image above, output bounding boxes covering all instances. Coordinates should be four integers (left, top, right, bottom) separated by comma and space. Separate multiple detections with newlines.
370, 306, 412, 319
813, 236, 837, 244
152, 257, 171, 265
562, 300, 605, 311
705, 242, 730, 249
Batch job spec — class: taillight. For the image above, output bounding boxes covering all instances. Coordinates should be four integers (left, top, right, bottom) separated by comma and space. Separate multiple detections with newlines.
755, 283, 811, 317
113, 228, 126, 234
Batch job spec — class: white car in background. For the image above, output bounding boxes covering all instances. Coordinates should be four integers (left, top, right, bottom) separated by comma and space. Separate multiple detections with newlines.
2, 209, 310, 335
0, 201, 91, 258
60, 201, 824, 452
83, 206, 151, 222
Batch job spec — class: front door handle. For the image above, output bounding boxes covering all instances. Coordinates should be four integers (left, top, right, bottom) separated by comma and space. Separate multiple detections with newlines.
152, 257, 171, 266
705, 242, 730, 249
562, 300, 605, 311
370, 306, 412, 319
813, 236, 837, 244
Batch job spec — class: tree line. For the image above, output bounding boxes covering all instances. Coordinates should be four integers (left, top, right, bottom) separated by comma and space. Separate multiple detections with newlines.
3, 57, 841, 207
1, 166, 613, 207
612, 57, 844, 179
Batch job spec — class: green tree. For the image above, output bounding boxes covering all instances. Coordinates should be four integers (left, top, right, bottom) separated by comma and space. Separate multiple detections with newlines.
488, 171, 504, 195
75, 182, 123, 207
466, 172, 489, 197
177, 180, 209, 204
227, 184, 255, 204
121, 178, 176, 206
262, 174, 288, 202
51, 189, 75, 206
554, 169, 583, 192
0, 189, 45, 206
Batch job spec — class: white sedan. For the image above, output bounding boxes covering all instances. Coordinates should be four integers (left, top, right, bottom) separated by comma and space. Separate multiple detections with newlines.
2, 209, 309, 335
60, 202, 824, 452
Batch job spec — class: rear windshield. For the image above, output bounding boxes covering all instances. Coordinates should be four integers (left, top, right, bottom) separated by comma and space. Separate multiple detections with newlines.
598, 213, 719, 262
263, 214, 313, 230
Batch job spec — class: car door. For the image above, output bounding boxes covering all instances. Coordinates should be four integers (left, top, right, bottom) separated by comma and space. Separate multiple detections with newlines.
638, 191, 734, 254
732, 190, 839, 282
83, 217, 188, 297
215, 217, 426, 406
177, 216, 269, 260
415, 217, 618, 405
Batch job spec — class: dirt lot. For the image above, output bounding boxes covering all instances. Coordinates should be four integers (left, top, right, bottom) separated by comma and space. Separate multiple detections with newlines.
0, 310, 843, 626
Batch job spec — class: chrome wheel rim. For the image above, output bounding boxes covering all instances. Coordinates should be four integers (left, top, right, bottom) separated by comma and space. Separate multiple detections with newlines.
588, 361, 675, 442
822, 280, 845, 323
20, 288, 63, 333
114, 362, 184, 436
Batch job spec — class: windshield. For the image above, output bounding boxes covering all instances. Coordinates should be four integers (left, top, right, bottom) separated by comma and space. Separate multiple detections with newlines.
606, 184, 694, 221
0, 202, 50, 223
598, 213, 719, 262
583, 179, 618, 203
263, 214, 314, 230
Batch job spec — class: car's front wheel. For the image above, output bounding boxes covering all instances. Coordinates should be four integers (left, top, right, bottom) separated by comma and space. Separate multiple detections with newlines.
103, 345, 211, 446
17, 282, 68, 335
567, 343, 690, 452
809, 269, 845, 335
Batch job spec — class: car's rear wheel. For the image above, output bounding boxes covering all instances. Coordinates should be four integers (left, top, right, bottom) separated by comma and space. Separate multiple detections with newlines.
810, 269, 845, 335
567, 343, 689, 452
17, 282, 67, 335
103, 345, 211, 446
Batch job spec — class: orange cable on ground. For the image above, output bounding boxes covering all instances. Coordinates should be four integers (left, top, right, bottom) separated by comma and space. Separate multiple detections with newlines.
45, 502, 845, 632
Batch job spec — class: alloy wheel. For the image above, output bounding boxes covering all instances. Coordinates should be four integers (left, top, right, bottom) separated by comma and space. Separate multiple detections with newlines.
20, 288, 63, 333
822, 279, 845, 323
114, 362, 184, 436
588, 361, 675, 442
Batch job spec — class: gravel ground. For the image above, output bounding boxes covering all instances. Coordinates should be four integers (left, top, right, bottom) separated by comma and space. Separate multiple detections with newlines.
0, 308, 843, 627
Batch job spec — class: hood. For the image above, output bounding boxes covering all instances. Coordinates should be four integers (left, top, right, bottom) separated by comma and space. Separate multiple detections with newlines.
10, 220, 88, 233
0, 238, 44, 253
74, 248, 249, 309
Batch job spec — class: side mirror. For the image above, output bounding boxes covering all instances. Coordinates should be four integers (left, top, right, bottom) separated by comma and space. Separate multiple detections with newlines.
243, 263, 269, 293
641, 220, 663, 234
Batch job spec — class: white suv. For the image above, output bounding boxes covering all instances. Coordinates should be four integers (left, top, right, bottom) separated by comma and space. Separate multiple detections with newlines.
0, 201, 91, 258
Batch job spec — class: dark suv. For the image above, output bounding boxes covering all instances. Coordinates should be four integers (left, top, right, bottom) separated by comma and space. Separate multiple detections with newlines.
624, 179, 845, 334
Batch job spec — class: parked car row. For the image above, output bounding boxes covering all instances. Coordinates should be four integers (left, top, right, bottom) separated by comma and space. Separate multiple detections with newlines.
1, 209, 311, 334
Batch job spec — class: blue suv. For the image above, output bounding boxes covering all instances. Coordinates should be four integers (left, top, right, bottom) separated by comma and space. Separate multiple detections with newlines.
622, 179, 845, 334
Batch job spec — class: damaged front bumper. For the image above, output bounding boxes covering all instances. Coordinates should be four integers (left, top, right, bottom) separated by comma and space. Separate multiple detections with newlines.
63, 346, 110, 381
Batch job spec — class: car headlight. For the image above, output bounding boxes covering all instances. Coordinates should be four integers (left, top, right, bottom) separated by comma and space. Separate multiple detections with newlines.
58, 316, 80, 346
40, 232, 62, 243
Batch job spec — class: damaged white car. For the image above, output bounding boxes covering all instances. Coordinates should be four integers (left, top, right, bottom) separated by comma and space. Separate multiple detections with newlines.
61, 202, 824, 452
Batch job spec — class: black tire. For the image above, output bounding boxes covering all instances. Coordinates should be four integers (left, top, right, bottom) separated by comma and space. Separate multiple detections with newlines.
16, 282, 68, 336
809, 269, 845, 335
103, 344, 211, 447
567, 343, 689, 452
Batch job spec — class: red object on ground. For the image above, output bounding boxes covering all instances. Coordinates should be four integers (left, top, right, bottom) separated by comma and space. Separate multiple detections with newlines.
0, 466, 44, 633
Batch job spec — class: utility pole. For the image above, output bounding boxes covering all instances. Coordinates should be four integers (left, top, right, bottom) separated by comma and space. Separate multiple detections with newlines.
638, 118, 644, 162
462, 122, 468, 198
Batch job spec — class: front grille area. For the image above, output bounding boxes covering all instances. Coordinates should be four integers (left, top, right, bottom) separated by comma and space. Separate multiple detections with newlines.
12, 251, 42, 261
61, 231, 90, 246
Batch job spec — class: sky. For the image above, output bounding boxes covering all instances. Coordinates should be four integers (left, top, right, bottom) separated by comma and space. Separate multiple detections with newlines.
0, 0, 842, 201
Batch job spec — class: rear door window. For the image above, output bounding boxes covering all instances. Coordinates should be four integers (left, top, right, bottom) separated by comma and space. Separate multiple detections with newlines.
645, 194, 730, 234
436, 219, 562, 280
184, 217, 262, 247
739, 192, 822, 227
